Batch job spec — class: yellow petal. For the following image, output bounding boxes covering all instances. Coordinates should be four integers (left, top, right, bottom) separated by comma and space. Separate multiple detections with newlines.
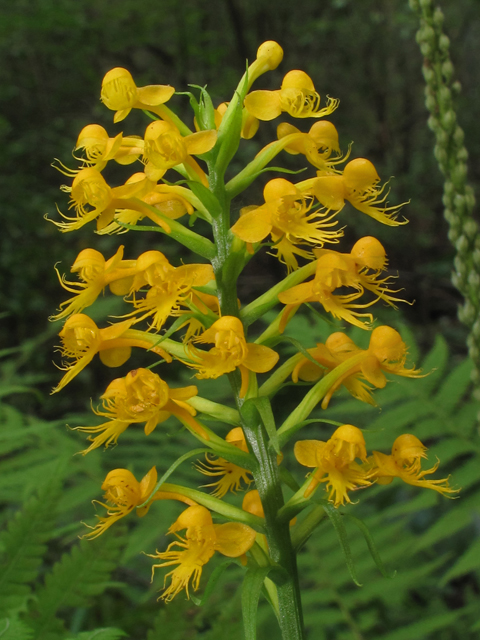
109, 276, 134, 296
169, 385, 198, 401
99, 346, 132, 368
361, 356, 387, 388
185, 130, 218, 155
176, 263, 215, 286
292, 359, 323, 383
281, 70, 315, 92
169, 504, 212, 533
244, 91, 282, 121
263, 178, 297, 202
278, 282, 314, 305
243, 343, 279, 373
113, 108, 132, 123
99, 319, 134, 341
312, 176, 346, 210
231, 206, 272, 243
139, 466, 158, 499
136, 85, 175, 106
214, 523, 256, 557
294, 440, 327, 467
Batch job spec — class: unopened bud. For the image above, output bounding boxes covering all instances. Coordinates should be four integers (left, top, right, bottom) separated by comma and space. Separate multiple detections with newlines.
452, 163, 467, 187
433, 7, 444, 26
441, 110, 456, 132
441, 60, 454, 82
439, 34, 450, 52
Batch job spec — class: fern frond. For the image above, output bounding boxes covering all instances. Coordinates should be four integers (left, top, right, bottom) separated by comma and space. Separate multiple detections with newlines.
0, 614, 34, 640
0, 464, 64, 615
27, 527, 125, 640
65, 629, 126, 640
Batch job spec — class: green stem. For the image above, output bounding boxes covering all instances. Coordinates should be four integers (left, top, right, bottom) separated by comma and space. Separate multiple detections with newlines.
208, 133, 305, 640
276, 352, 366, 448
240, 403, 305, 640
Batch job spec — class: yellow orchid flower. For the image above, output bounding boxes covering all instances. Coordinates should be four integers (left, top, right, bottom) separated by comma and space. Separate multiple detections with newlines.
74, 368, 206, 453
100, 67, 175, 123
231, 177, 342, 272
294, 425, 373, 505
75, 124, 143, 169
370, 435, 458, 496
312, 236, 407, 307
291, 326, 423, 408
50, 168, 171, 233
120, 250, 215, 332
276, 121, 349, 172
278, 253, 375, 331
196, 427, 253, 497
143, 120, 217, 185
184, 316, 279, 397
51, 245, 137, 320
84, 467, 196, 539
148, 504, 256, 601
52, 314, 172, 394
97, 179, 195, 235
300, 158, 408, 226
278, 237, 407, 330
244, 69, 339, 121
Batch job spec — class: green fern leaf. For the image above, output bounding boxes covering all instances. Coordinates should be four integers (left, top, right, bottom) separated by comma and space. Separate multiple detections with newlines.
65, 628, 127, 640
440, 536, 480, 585
0, 464, 65, 615
28, 527, 125, 640
0, 615, 34, 640
433, 357, 473, 412
374, 606, 472, 640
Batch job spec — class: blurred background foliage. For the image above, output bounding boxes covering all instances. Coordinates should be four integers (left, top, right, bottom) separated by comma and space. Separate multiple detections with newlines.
1, 0, 479, 638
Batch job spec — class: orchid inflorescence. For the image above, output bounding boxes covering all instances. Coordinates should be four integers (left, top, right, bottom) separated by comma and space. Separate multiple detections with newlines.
49, 41, 457, 636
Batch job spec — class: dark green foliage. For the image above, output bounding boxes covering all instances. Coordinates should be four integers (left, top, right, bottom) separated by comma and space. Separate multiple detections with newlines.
0, 465, 64, 615
27, 529, 126, 640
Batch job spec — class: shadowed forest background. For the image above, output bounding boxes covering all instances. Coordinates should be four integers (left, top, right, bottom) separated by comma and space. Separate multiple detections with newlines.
1, 1, 480, 639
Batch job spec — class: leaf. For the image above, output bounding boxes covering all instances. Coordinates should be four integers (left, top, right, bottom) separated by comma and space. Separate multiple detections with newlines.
0, 616, 34, 640
344, 514, 396, 578
241, 566, 272, 640
374, 607, 471, 640
433, 356, 473, 412
139, 448, 209, 508
319, 502, 362, 586
415, 334, 449, 394
440, 536, 480, 585
186, 181, 223, 218
28, 528, 125, 640
243, 397, 280, 454
0, 462, 65, 615
65, 629, 127, 640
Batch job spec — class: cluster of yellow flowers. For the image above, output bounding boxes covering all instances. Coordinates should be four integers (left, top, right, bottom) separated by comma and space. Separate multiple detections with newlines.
50, 41, 456, 604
